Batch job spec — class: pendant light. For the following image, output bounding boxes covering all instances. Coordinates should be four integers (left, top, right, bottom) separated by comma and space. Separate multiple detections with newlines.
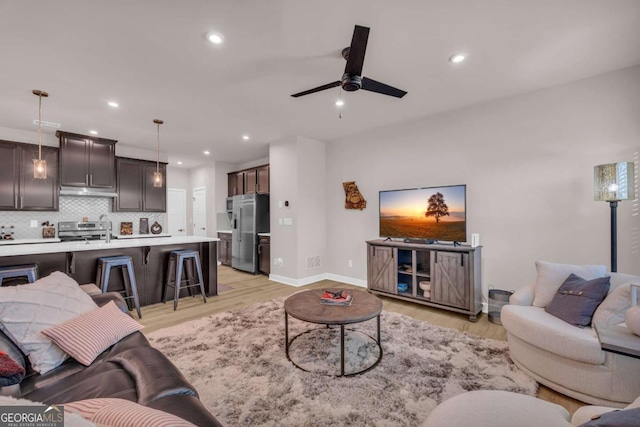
32, 89, 49, 179
153, 119, 164, 187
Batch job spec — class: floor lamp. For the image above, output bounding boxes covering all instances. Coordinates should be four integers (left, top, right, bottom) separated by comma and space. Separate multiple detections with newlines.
593, 162, 635, 272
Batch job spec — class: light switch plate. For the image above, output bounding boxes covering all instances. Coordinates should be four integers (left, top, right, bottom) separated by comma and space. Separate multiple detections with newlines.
283, 217, 293, 226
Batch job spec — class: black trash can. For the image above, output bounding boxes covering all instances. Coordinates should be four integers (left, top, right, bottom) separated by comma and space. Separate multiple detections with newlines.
488, 289, 513, 325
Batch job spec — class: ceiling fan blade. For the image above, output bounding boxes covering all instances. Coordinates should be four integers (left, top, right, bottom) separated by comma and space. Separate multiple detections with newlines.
291, 81, 341, 98
344, 25, 369, 76
361, 77, 407, 98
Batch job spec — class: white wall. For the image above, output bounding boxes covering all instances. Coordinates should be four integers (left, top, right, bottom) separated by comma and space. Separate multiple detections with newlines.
296, 137, 327, 278
325, 66, 640, 297
269, 136, 327, 283
190, 164, 217, 236
0, 126, 57, 147
237, 156, 269, 170
166, 166, 191, 234
269, 137, 299, 280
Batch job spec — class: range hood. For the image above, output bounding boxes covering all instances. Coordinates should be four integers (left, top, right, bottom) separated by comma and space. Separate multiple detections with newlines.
59, 186, 118, 198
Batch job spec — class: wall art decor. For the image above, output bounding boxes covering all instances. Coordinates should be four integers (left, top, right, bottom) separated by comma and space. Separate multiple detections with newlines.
343, 181, 367, 210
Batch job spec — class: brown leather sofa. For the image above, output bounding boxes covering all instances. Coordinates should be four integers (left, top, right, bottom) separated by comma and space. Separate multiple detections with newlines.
0, 292, 222, 427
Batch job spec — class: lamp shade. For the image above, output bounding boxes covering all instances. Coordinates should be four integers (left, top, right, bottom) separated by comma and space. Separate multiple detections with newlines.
594, 162, 635, 202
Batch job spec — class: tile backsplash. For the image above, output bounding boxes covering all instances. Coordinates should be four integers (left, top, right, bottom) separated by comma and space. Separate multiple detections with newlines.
216, 212, 232, 231
0, 196, 164, 239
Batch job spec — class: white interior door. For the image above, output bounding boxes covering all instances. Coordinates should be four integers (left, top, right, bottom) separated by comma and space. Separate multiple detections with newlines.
167, 188, 187, 236
193, 187, 207, 237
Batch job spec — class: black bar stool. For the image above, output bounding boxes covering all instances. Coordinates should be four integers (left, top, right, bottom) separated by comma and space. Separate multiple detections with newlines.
0, 264, 39, 286
95, 255, 142, 318
163, 249, 207, 310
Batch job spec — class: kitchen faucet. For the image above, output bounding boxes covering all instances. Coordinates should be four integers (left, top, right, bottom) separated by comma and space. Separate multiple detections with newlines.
99, 214, 111, 243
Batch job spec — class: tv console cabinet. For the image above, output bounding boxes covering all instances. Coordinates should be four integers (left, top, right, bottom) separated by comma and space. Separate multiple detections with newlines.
366, 240, 482, 322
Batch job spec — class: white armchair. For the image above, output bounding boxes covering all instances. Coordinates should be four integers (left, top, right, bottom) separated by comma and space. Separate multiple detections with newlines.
502, 263, 640, 407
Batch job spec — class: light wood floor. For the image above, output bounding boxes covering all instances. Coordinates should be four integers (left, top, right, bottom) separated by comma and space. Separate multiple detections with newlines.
139, 265, 586, 415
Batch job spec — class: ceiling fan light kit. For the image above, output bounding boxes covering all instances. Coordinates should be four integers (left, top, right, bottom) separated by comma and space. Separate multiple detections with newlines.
291, 25, 407, 99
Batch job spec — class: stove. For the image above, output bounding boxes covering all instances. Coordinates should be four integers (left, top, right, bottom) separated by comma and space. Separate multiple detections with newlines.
58, 221, 111, 241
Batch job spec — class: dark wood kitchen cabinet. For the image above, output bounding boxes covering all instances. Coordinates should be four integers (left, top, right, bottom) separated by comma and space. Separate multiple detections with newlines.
0, 140, 58, 211
228, 172, 244, 196
245, 165, 269, 194
114, 158, 143, 211
228, 164, 269, 196
57, 131, 116, 189
113, 157, 166, 212
258, 235, 270, 275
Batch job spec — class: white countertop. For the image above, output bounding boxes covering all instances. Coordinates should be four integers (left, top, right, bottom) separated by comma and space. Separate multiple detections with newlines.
0, 236, 219, 257
217, 230, 232, 234
114, 233, 172, 239
258, 233, 271, 237
0, 238, 62, 245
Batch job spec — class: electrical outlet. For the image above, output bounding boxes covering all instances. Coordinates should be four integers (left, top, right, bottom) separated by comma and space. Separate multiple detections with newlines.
348, 259, 353, 268
30, 220, 38, 228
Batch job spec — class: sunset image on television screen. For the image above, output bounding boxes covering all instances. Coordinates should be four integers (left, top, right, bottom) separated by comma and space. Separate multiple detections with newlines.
379, 185, 466, 242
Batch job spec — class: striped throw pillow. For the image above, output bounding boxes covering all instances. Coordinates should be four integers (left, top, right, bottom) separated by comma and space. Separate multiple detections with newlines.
42, 301, 143, 366
64, 398, 197, 427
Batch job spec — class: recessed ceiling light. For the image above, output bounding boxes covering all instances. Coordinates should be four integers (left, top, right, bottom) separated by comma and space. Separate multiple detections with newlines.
107, 101, 119, 108
204, 150, 210, 155
89, 130, 98, 135
207, 33, 224, 45
335, 99, 344, 107
242, 135, 250, 141
177, 161, 183, 165
449, 53, 467, 64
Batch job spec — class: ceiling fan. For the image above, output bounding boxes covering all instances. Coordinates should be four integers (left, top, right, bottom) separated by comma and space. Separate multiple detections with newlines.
291, 25, 407, 99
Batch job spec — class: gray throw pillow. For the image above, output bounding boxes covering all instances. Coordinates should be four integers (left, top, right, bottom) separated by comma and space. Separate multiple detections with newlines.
578, 408, 640, 426
545, 273, 610, 327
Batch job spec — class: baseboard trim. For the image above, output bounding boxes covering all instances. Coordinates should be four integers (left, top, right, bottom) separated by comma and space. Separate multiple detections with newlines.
324, 274, 367, 288
267, 274, 299, 287
267, 273, 367, 288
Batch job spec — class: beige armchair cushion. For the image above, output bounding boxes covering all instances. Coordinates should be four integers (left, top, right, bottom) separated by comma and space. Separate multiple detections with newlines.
532, 261, 606, 308
501, 305, 605, 364
423, 390, 571, 427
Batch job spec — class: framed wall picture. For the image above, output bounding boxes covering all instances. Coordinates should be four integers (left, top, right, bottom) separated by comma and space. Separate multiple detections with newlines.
120, 222, 133, 236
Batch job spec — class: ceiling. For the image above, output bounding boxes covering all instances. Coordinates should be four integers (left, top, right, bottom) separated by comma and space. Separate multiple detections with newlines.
1, 0, 639, 168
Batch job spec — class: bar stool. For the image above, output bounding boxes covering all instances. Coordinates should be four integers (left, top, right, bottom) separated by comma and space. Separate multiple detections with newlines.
163, 249, 207, 310
0, 264, 39, 286
95, 256, 142, 318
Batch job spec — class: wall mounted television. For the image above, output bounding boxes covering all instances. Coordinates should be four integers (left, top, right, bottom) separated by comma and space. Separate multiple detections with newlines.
379, 184, 467, 243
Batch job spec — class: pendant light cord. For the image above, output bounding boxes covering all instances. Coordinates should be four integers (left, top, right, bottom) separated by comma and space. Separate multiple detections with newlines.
38, 93, 43, 161
153, 119, 163, 173
156, 121, 160, 173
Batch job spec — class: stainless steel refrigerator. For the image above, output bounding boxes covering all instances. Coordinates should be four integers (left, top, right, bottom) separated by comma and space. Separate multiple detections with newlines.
231, 194, 270, 274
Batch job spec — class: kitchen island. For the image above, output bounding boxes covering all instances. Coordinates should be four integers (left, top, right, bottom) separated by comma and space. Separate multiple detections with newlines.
0, 236, 219, 307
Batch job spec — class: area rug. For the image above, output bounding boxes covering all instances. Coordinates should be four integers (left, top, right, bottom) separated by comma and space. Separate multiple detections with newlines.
147, 296, 536, 427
